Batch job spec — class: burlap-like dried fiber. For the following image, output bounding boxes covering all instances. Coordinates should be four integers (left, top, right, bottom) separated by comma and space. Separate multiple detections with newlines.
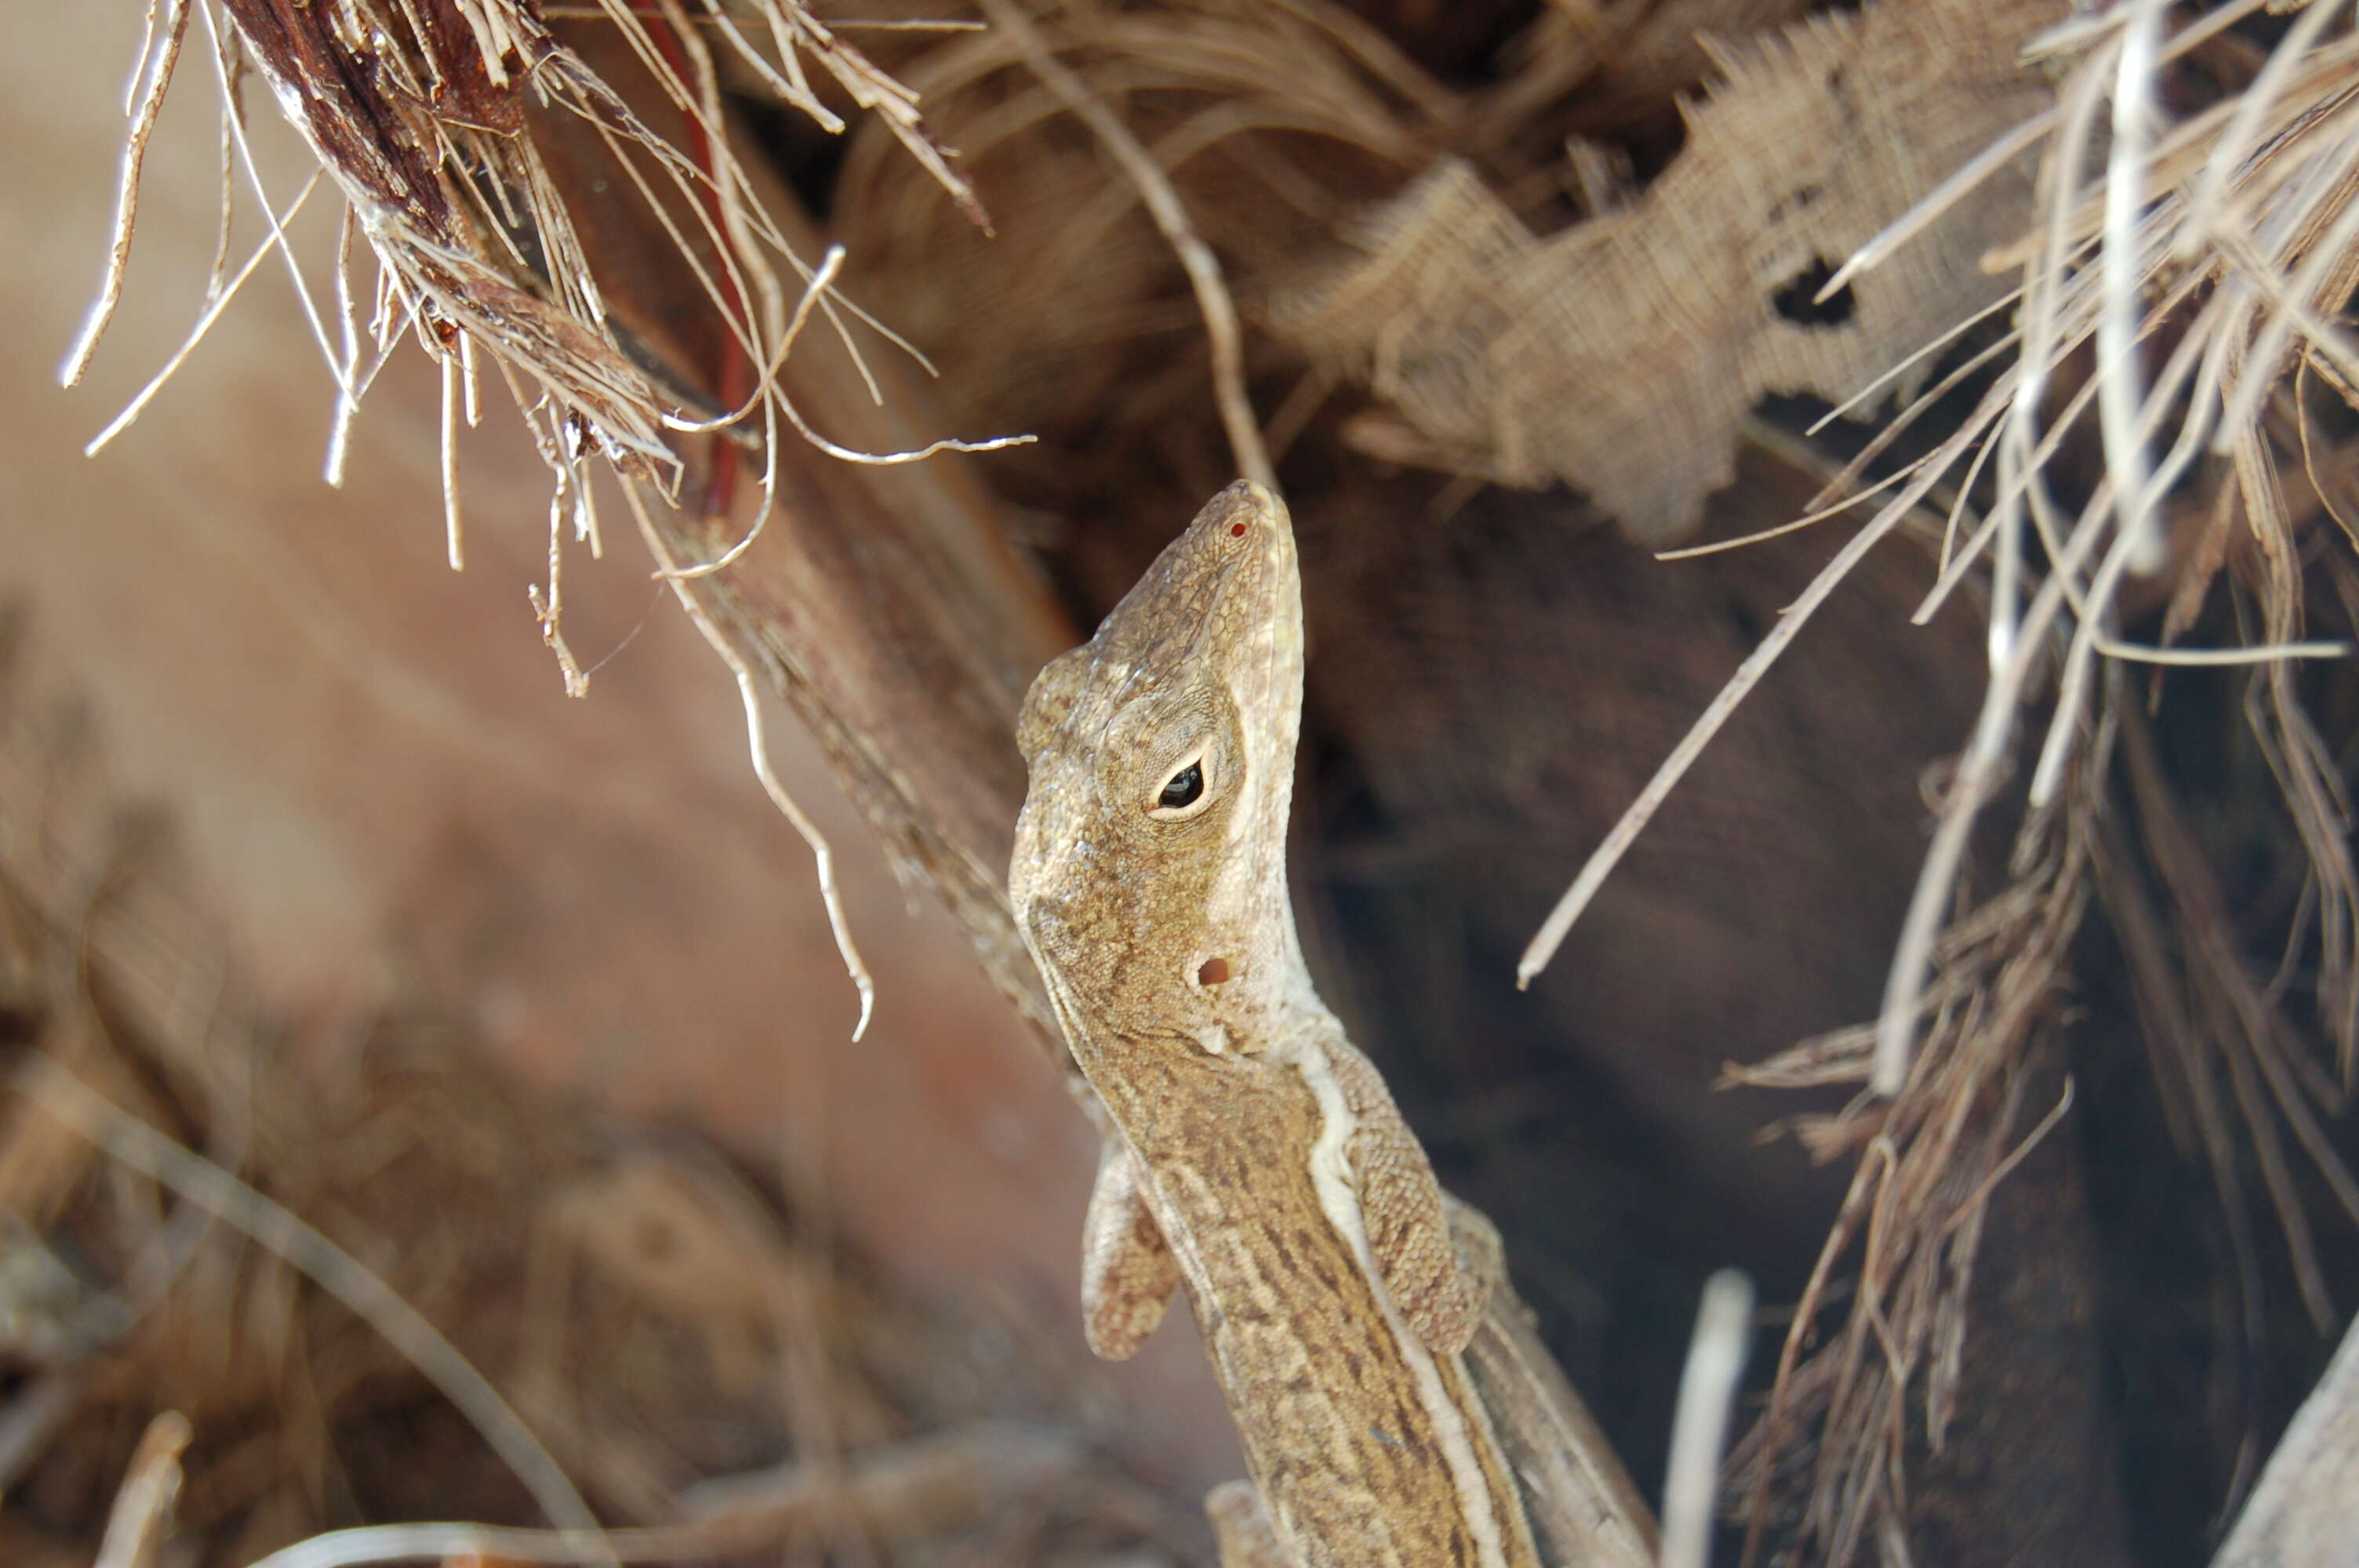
1274, 0, 2063, 543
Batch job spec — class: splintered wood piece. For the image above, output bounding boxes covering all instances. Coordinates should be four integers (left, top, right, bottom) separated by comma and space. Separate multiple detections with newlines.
2212, 1316, 2359, 1568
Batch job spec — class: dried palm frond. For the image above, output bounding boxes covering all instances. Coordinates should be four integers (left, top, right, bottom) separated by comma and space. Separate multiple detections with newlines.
1636, 2, 2359, 1558
60, 0, 1049, 1036
827, 0, 1453, 466
1724, 702, 2107, 1564
1841, 0, 2359, 1098
65, 0, 1009, 688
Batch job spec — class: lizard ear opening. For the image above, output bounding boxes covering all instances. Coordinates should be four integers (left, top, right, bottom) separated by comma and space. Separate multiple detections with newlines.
1196, 956, 1231, 986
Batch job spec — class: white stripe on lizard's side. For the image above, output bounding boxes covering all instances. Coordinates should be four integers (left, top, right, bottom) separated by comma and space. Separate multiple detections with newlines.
1284, 1034, 1510, 1568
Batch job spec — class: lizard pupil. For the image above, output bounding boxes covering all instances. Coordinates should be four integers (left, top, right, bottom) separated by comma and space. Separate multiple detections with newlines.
1158, 762, 1204, 810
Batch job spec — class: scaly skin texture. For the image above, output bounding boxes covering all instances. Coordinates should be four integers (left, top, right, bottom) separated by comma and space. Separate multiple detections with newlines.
1009, 481, 1542, 1568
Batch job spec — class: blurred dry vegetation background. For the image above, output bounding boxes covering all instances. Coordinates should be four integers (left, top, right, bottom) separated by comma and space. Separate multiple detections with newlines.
4, 0, 2359, 1564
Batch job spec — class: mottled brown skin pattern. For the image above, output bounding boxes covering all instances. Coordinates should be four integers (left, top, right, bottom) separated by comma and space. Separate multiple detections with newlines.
1099, 1031, 1529, 1566
1010, 483, 1540, 1567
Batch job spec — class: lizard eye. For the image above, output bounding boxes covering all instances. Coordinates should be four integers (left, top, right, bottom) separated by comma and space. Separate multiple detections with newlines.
1149, 757, 1211, 819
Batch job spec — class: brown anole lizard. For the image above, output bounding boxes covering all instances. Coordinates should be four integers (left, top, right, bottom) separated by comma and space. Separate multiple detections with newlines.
1011, 481, 1655, 1567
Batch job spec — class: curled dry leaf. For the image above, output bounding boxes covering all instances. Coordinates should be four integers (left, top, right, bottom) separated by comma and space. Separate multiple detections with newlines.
1274, 0, 2065, 543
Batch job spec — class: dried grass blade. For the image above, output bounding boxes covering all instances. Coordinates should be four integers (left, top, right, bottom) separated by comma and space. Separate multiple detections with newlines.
2183, 0, 2347, 257
1660, 1271, 1754, 1568
84, 173, 322, 458
93, 1410, 191, 1568
61, 0, 193, 389
623, 482, 875, 1041
1816, 107, 2058, 306
1521, 488, 1927, 988
2095, 0, 2168, 574
978, 0, 1273, 492
14, 1058, 615, 1562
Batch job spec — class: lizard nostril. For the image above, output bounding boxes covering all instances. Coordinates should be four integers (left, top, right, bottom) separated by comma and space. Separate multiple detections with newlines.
1197, 957, 1232, 985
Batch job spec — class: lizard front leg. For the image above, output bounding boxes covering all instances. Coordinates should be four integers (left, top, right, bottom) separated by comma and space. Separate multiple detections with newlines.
1324, 1037, 1490, 1354
1079, 1134, 1183, 1359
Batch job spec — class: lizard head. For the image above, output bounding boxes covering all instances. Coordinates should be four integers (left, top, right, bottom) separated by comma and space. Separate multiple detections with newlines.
1009, 480, 1323, 1060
